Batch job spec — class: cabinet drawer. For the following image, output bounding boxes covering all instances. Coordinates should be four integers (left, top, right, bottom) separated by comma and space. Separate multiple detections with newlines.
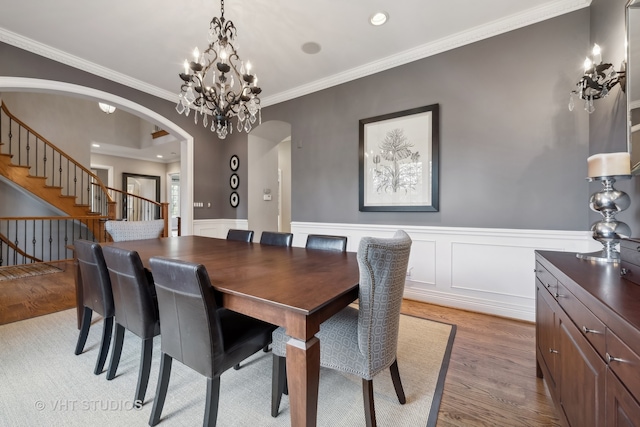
606, 329, 640, 402
557, 283, 606, 359
535, 261, 557, 295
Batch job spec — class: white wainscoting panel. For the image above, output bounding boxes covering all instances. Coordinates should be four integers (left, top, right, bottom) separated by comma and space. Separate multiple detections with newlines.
291, 222, 600, 322
192, 219, 249, 239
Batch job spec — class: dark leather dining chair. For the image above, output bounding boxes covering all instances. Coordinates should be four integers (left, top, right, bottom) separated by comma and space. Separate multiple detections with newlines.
148, 256, 276, 427
226, 229, 254, 243
102, 246, 160, 405
271, 230, 412, 427
259, 231, 293, 247
73, 239, 115, 376
305, 234, 348, 252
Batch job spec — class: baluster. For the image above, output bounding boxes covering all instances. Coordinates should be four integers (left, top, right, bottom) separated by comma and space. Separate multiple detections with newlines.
18, 123, 21, 165
66, 158, 70, 199
58, 152, 63, 195
35, 137, 39, 176
26, 133, 30, 167
8, 117, 13, 156
31, 220, 36, 261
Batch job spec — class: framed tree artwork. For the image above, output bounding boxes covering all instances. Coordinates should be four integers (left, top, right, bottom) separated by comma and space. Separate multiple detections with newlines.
359, 104, 439, 212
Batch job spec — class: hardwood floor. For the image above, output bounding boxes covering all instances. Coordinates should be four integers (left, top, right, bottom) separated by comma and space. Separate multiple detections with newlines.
401, 299, 561, 427
0, 268, 560, 426
0, 260, 76, 325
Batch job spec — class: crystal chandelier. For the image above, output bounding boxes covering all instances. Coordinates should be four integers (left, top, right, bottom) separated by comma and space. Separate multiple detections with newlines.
176, 0, 262, 139
569, 44, 626, 114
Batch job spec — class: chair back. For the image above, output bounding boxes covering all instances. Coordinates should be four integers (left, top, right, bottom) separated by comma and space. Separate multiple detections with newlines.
305, 234, 347, 252
149, 256, 223, 378
74, 239, 114, 317
356, 230, 412, 371
102, 246, 159, 339
259, 231, 293, 247
105, 220, 165, 242
226, 229, 254, 242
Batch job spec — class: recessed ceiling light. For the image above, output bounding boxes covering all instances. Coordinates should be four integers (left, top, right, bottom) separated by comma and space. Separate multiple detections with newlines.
92, 143, 100, 148
156, 154, 164, 159
301, 42, 321, 55
370, 11, 388, 26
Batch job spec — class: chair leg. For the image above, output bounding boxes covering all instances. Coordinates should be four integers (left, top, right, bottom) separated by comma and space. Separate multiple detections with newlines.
74, 307, 92, 355
106, 323, 125, 380
149, 353, 173, 426
271, 355, 287, 417
204, 377, 221, 427
263, 344, 271, 353
94, 316, 114, 375
233, 363, 241, 370
362, 379, 377, 427
389, 359, 406, 404
135, 337, 154, 404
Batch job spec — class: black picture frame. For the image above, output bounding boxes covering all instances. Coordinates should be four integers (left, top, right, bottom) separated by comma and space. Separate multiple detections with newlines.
358, 104, 439, 212
230, 155, 239, 171
230, 191, 239, 208
230, 173, 239, 189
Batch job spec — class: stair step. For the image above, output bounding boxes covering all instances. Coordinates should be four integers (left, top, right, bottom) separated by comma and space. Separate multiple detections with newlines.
73, 203, 90, 208
43, 185, 63, 190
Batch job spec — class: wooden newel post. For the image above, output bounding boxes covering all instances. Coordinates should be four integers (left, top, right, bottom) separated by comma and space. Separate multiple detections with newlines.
161, 203, 169, 237
107, 201, 117, 220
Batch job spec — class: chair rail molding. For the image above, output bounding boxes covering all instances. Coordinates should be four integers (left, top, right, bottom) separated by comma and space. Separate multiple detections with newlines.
291, 222, 599, 322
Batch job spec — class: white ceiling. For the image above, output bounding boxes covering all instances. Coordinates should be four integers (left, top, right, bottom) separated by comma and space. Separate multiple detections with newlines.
0, 0, 590, 161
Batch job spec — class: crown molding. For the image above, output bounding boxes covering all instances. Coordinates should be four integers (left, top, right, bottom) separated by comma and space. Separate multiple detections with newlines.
0, 0, 591, 108
0, 28, 177, 102
260, 0, 592, 106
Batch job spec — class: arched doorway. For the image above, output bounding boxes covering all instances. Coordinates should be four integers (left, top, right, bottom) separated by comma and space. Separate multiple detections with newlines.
0, 77, 194, 234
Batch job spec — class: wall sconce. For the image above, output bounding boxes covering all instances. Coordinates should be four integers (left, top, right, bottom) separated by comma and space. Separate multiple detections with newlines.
569, 44, 626, 114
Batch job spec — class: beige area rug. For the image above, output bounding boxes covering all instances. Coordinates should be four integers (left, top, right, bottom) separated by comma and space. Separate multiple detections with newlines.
0, 309, 455, 427
0, 263, 62, 281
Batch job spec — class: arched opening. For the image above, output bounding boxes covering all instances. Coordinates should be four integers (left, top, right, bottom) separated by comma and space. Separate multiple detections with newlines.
247, 121, 292, 240
0, 77, 194, 234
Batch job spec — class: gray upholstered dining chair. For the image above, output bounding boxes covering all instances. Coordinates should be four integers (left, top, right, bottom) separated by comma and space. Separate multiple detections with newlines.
226, 229, 254, 243
73, 239, 115, 376
270, 230, 412, 427
305, 234, 348, 252
259, 231, 293, 247
148, 256, 277, 427
105, 219, 165, 242
102, 245, 160, 405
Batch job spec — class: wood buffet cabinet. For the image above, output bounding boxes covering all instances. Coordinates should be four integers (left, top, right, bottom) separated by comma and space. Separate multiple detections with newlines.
535, 251, 640, 427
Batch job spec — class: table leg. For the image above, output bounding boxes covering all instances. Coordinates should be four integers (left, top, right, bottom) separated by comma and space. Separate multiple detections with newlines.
286, 336, 320, 427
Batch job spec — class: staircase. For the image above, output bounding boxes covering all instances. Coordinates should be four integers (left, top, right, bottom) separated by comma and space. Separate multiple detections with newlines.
0, 101, 169, 267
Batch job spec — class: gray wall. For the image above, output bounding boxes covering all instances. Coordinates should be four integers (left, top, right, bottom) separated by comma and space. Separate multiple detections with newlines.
0, 9, 595, 232
262, 10, 591, 231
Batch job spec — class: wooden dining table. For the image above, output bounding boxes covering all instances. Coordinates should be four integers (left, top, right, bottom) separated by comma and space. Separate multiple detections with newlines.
77, 235, 360, 427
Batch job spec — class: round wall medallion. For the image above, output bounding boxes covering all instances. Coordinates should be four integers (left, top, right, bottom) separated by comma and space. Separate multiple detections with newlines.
230, 155, 239, 171
230, 191, 239, 208
230, 173, 239, 189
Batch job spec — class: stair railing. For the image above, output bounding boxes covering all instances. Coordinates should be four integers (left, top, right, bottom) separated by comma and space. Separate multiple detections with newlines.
0, 215, 109, 266
0, 102, 115, 218
93, 183, 170, 237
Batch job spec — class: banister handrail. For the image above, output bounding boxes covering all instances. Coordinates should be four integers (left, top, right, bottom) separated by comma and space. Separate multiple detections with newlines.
0, 101, 114, 210
96, 183, 162, 207
0, 232, 41, 263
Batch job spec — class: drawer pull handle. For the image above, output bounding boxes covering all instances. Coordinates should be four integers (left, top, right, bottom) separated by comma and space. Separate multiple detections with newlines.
549, 348, 558, 354
554, 292, 564, 298
621, 268, 629, 276
582, 326, 602, 335
546, 283, 551, 288
606, 353, 623, 363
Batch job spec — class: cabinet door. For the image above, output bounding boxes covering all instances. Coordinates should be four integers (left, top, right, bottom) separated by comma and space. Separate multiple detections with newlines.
606, 369, 640, 427
536, 283, 558, 389
557, 310, 606, 427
